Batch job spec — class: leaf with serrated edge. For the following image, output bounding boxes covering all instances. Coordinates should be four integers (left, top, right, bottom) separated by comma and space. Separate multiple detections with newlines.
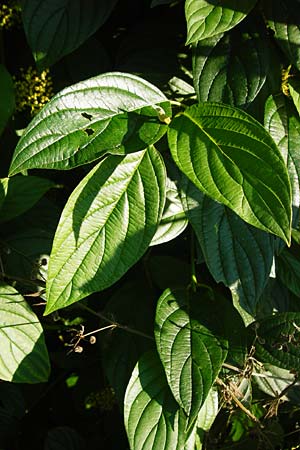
264, 94, 300, 228
185, 0, 256, 44
124, 350, 188, 450
168, 103, 292, 244
9, 72, 171, 176
155, 288, 227, 430
45, 146, 166, 315
22, 0, 118, 68
181, 180, 274, 318
0, 283, 50, 383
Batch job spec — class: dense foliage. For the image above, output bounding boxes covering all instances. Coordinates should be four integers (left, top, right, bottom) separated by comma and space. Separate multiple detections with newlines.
1, 0, 300, 449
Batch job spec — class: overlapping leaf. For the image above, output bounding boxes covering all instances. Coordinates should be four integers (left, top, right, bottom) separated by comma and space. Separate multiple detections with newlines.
264, 94, 300, 227
252, 312, 300, 371
45, 147, 166, 315
168, 103, 292, 244
185, 0, 256, 44
192, 29, 269, 107
0, 64, 15, 136
0, 176, 55, 223
0, 283, 50, 383
22, 0, 118, 68
151, 177, 188, 246
263, 0, 300, 70
181, 180, 274, 318
9, 72, 171, 176
155, 288, 227, 430
124, 350, 188, 450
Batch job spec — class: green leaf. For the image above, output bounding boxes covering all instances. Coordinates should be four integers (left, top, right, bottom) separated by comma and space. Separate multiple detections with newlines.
45, 147, 166, 315
101, 281, 155, 405
263, 0, 300, 70
168, 103, 292, 244
264, 94, 300, 228
277, 248, 300, 298
253, 363, 299, 402
155, 288, 227, 430
124, 350, 188, 450
192, 28, 270, 107
185, 0, 257, 44
8, 72, 171, 176
181, 180, 274, 318
22, 0, 118, 69
289, 78, 300, 116
150, 177, 188, 246
0, 65, 15, 136
0, 283, 50, 383
0, 176, 56, 223
252, 312, 300, 371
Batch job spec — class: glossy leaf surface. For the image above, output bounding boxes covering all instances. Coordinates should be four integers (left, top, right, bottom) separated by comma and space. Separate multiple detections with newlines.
185, 0, 256, 44
9, 72, 171, 175
155, 288, 227, 429
168, 103, 292, 244
124, 350, 187, 450
264, 94, 300, 227
45, 147, 166, 315
0, 284, 50, 383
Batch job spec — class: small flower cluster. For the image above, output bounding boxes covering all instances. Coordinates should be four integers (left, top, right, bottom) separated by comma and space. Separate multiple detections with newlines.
14, 66, 54, 116
0, 1, 21, 30
85, 387, 116, 412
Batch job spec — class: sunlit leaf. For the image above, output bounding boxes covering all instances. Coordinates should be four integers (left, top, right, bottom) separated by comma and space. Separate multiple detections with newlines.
9, 72, 171, 175
155, 288, 227, 430
124, 350, 188, 450
45, 147, 166, 315
185, 0, 257, 44
0, 283, 50, 383
168, 103, 292, 244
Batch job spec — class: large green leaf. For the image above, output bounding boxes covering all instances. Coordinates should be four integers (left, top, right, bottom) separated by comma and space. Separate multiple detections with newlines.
289, 78, 300, 117
185, 0, 257, 44
0, 176, 55, 223
168, 103, 292, 244
192, 28, 269, 107
263, 0, 300, 70
181, 180, 274, 318
44, 426, 86, 450
101, 281, 155, 405
22, 0, 118, 69
150, 177, 188, 246
0, 283, 50, 383
252, 312, 300, 371
0, 64, 15, 136
124, 350, 188, 450
264, 94, 300, 228
155, 288, 227, 430
9, 72, 171, 176
45, 147, 166, 315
